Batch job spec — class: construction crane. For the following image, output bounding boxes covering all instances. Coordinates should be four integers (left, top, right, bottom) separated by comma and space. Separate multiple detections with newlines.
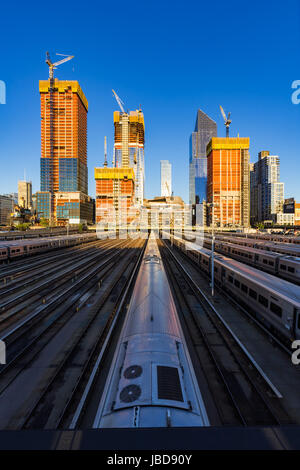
104, 136, 108, 167
165, 181, 171, 198
45, 52, 74, 80
112, 89, 126, 114
220, 105, 231, 138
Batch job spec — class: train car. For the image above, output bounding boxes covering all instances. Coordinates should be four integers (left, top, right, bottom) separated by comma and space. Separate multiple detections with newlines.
214, 257, 300, 341
169, 234, 300, 342
93, 233, 209, 428
0, 246, 8, 262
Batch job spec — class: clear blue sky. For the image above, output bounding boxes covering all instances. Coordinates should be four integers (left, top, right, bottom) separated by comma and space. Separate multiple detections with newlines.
0, 0, 299, 202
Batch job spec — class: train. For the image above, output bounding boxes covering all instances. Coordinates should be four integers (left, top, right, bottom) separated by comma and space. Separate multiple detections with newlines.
218, 232, 300, 245
164, 233, 300, 343
0, 232, 98, 262
93, 232, 209, 428
198, 237, 300, 284
205, 234, 300, 258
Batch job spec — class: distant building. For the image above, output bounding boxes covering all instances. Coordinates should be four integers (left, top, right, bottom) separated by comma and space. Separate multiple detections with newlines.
18, 181, 32, 209
3, 193, 18, 205
0, 195, 14, 225
207, 137, 250, 228
250, 151, 284, 224
160, 160, 172, 197
55, 192, 93, 225
36, 191, 52, 221
283, 198, 300, 226
189, 110, 217, 205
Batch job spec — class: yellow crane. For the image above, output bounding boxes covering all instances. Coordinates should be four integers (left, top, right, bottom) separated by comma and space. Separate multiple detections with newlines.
45, 52, 74, 79
220, 105, 231, 138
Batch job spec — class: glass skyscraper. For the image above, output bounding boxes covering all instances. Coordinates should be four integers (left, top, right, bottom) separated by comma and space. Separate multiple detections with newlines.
189, 110, 217, 204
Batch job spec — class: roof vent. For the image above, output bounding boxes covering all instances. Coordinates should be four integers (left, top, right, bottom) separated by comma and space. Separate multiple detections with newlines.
157, 366, 183, 402
120, 384, 141, 403
124, 365, 143, 379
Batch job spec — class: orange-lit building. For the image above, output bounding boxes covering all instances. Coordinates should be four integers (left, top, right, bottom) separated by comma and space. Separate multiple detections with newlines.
207, 137, 250, 228
95, 168, 135, 224
38, 80, 88, 221
114, 110, 145, 205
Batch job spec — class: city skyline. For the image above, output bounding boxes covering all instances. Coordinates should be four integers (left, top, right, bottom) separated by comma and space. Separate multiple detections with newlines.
0, 1, 299, 204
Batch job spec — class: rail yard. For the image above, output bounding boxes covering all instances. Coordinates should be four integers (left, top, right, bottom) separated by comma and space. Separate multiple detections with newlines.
0, 230, 300, 449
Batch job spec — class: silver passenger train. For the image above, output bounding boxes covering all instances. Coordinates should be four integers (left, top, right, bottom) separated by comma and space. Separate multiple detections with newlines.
93, 232, 209, 428
200, 237, 300, 284
168, 234, 300, 342
0, 233, 97, 261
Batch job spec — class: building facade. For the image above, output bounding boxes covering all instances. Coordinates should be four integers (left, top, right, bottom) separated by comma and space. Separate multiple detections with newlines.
250, 151, 284, 224
39, 79, 89, 222
207, 137, 250, 228
160, 160, 172, 197
189, 110, 217, 205
113, 109, 145, 206
95, 168, 135, 225
0, 195, 14, 225
18, 181, 32, 209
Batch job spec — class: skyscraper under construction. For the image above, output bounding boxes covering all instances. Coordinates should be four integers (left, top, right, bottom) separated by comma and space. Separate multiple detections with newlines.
37, 78, 92, 224
206, 137, 250, 228
113, 109, 145, 206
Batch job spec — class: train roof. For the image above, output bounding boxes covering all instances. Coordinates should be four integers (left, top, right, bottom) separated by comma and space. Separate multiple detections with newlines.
217, 255, 300, 305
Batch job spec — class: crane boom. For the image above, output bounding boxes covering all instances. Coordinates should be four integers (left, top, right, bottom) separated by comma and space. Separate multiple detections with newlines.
219, 105, 232, 137
45, 51, 74, 79
112, 89, 125, 113
220, 105, 227, 122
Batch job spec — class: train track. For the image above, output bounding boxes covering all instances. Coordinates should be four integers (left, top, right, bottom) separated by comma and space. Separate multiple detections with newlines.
0, 239, 127, 331
159, 239, 292, 426
0, 238, 146, 429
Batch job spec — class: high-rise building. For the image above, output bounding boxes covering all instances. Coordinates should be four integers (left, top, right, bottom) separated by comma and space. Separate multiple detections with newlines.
18, 181, 32, 209
0, 195, 14, 225
39, 79, 89, 222
95, 168, 135, 225
207, 137, 250, 228
113, 109, 145, 206
250, 151, 284, 224
189, 110, 217, 205
160, 160, 172, 197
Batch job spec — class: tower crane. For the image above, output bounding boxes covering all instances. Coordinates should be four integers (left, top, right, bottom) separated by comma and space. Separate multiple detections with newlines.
220, 105, 231, 138
112, 89, 126, 114
104, 136, 108, 167
46, 52, 74, 80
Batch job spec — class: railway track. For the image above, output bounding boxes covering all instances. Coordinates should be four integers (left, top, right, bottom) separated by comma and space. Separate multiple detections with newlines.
0, 238, 146, 429
159, 239, 292, 426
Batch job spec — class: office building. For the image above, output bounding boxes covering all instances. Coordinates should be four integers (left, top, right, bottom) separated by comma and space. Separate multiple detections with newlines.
250, 151, 284, 224
207, 137, 250, 228
0, 195, 14, 225
160, 160, 172, 197
18, 181, 32, 209
189, 110, 217, 205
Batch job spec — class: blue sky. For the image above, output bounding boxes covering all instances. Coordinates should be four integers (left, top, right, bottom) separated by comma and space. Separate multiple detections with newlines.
0, 0, 299, 202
